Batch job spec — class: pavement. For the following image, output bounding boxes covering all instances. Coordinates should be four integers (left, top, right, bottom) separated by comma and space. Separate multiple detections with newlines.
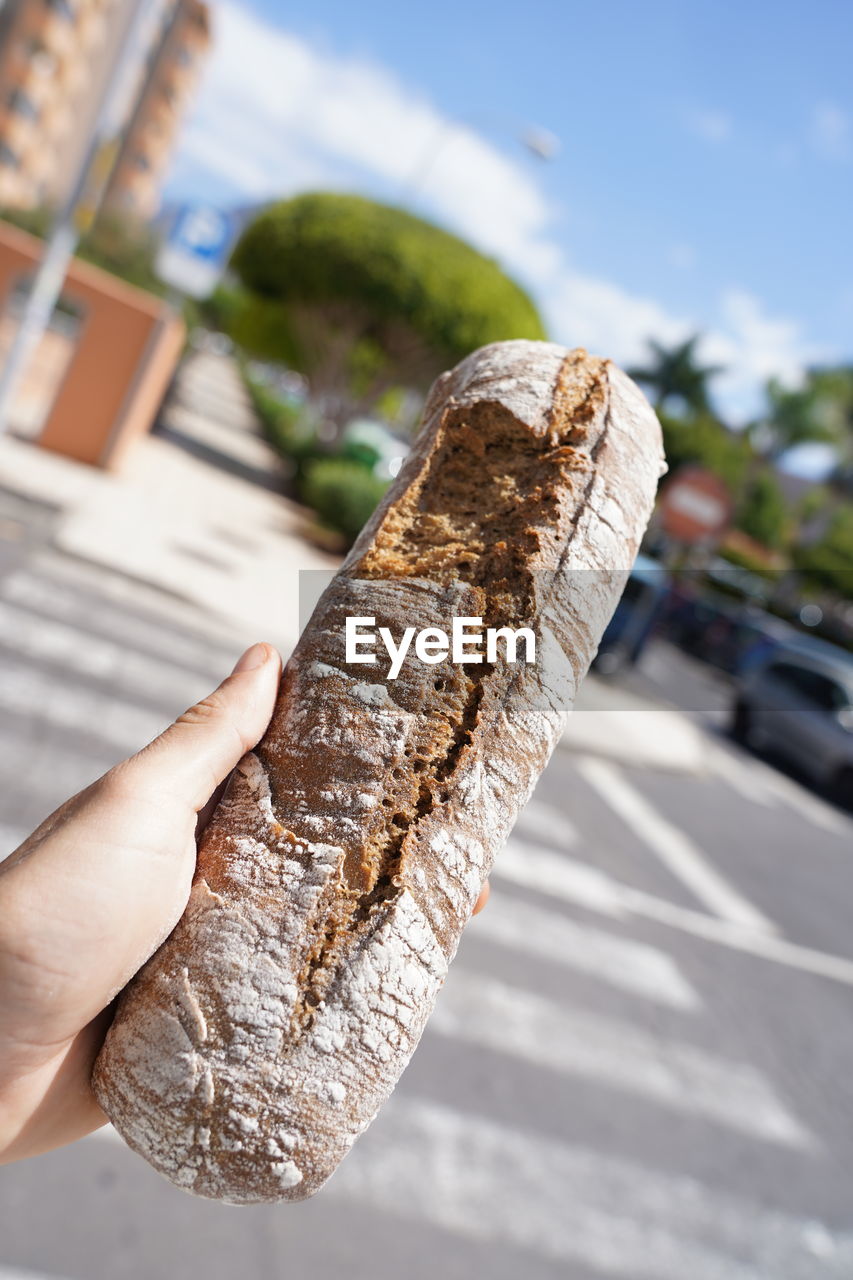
0, 352, 339, 655
1, 351, 853, 1280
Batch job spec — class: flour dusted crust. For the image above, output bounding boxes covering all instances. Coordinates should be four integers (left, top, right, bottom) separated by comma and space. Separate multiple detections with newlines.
92, 341, 665, 1203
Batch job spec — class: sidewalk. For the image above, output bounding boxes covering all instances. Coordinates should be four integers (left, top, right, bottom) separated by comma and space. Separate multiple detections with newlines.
0, 351, 339, 655
0, 350, 708, 773
560, 672, 709, 774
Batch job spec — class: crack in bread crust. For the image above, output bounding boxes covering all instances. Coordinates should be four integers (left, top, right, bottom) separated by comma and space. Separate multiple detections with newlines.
289, 351, 612, 1033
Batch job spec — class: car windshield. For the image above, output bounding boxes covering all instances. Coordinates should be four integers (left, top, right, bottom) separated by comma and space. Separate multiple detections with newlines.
767, 660, 853, 711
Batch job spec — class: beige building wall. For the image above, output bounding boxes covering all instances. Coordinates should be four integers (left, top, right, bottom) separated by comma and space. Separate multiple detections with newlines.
0, 0, 119, 209
103, 0, 211, 220
0, 0, 209, 219
0, 216, 186, 469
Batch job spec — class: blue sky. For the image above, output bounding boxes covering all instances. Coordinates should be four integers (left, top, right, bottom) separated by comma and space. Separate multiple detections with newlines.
165, 0, 852, 462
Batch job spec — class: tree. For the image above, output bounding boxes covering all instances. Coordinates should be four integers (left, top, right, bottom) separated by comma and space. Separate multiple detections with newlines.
628, 334, 722, 416
735, 469, 788, 550
228, 193, 546, 433
658, 410, 750, 493
794, 505, 853, 600
760, 367, 853, 465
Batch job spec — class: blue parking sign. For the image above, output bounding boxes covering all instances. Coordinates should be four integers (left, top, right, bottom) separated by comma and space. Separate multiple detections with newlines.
156, 203, 235, 297
170, 205, 233, 265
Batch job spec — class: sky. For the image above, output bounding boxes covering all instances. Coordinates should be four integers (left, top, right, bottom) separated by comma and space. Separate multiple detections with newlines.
164, 0, 853, 471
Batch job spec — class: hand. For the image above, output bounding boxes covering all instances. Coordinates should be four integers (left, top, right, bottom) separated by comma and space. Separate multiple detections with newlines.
0, 642, 282, 1165
0, 642, 490, 1166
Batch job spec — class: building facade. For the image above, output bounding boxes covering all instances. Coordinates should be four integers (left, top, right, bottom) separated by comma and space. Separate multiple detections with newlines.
0, 0, 210, 219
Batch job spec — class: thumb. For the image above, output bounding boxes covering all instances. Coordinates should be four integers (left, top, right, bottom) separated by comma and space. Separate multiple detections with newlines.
125, 642, 282, 813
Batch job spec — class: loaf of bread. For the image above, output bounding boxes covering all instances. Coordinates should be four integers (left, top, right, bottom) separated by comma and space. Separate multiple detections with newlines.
92, 340, 665, 1203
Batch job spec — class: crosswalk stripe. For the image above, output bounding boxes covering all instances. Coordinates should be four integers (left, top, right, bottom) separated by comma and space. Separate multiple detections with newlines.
429, 969, 810, 1147
0, 660, 165, 755
0, 598, 212, 712
331, 1096, 845, 1279
706, 745, 777, 808
1, 568, 237, 675
710, 745, 849, 836
0, 1269, 73, 1280
497, 836, 629, 916
493, 837, 853, 988
514, 796, 579, 847
577, 756, 776, 933
469, 890, 700, 1010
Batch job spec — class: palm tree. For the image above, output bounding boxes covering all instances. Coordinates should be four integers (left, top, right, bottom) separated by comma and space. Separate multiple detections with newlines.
760, 367, 853, 466
628, 334, 722, 416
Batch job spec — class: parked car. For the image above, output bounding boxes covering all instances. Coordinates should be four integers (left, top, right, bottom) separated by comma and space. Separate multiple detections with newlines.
730, 643, 853, 805
663, 590, 795, 677
594, 554, 669, 674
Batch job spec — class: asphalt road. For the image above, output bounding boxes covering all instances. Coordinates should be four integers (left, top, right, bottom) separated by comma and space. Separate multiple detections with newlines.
2, 494, 853, 1280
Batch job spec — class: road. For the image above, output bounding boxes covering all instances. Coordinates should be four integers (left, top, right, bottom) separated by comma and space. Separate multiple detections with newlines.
2, 487, 853, 1280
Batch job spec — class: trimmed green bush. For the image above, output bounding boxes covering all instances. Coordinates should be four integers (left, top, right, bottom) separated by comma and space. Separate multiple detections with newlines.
301, 457, 390, 545
227, 193, 546, 436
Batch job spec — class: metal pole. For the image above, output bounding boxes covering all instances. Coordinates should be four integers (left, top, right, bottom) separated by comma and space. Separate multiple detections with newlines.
0, 0, 153, 436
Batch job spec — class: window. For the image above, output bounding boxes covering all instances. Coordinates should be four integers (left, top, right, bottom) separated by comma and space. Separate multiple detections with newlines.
7, 89, 39, 122
816, 677, 852, 713
767, 662, 849, 712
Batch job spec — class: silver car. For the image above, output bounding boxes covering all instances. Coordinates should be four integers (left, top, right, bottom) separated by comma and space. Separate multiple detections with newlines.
731, 644, 853, 805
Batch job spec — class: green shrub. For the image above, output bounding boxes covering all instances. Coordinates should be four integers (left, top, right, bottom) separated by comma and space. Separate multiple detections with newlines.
716, 543, 780, 577
794, 505, 853, 600
227, 193, 546, 435
301, 457, 389, 544
243, 371, 321, 480
734, 470, 788, 550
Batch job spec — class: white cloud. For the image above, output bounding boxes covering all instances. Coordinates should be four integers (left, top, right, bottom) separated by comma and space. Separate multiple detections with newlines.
175, 0, 558, 278
544, 273, 690, 369
171, 2, 822, 420
687, 110, 733, 144
810, 102, 850, 161
699, 290, 829, 422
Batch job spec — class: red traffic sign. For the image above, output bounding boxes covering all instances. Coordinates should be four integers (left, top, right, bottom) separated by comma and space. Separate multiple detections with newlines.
659, 466, 732, 544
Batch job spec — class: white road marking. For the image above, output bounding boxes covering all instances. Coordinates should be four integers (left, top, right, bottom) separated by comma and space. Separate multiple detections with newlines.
499, 836, 626, 915
331, 1096, 847, 1279
727, 749, 848, 836
493, 838, 853, 988
0, 1270, 74, 1280
0, 661, 165, 754
1, 568, 235, 675
0, 599, 211, 711
707, 745, 776, 808
469, 891, 700, 1010
429, 970, 809, 1147
577, 755, 776, 933
514, 797, 579, 848
0, 724, 114, 796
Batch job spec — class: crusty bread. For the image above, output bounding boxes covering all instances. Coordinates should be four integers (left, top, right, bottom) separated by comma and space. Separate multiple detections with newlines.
92, 340, 665, 1203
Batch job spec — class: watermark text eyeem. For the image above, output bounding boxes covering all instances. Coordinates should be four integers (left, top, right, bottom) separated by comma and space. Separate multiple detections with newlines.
345, 616, 535, 680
